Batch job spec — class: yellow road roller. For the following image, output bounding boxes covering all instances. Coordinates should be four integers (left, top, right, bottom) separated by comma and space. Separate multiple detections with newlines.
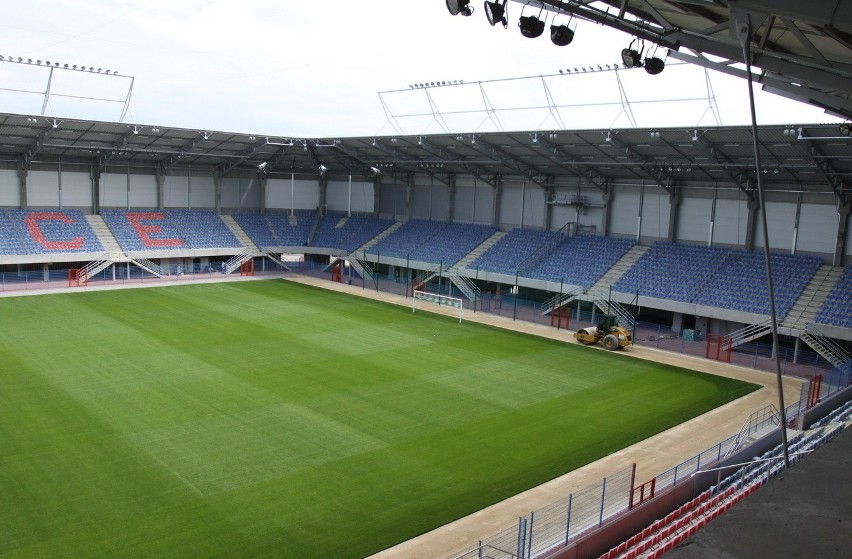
574, 314, 632, 350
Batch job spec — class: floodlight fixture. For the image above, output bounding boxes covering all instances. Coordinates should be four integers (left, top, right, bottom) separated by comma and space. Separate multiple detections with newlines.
518, 3, 545, 39
840, 122, 852, 137
644, 56, 665, 75
484, 0, 508, 28
621, 39, 643, 68
550, 24, 574, 46
446, 0, 473, 16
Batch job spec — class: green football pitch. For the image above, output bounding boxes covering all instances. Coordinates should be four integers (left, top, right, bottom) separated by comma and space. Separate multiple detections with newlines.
0, 280, 758, 558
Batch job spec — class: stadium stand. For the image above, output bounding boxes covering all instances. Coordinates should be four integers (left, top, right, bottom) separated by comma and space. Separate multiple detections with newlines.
266, 210, 314, 246
813, 266, 852, 328
0, 208, 103, 254
310, 212, 394, 252
100, 209, 239, 251
230, 212, 279, 249
167, 209, 240, 249
525, 235, 634, 287
614, 242, 820, 317
693, 250, 821, 317
469, 228, 561, 275
405, 222, 497, 266
614, 242, 729, 301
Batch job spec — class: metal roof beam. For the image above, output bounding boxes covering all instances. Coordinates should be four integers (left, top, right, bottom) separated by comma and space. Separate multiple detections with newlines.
802, 139, 850, 204
695, 133, 756, 200
534, 135, 611, 191
607, 134, 676, 194
468, 136, 551, 188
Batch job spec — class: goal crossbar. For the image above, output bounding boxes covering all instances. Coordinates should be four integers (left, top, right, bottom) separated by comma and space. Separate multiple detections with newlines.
412, 290, 463, 323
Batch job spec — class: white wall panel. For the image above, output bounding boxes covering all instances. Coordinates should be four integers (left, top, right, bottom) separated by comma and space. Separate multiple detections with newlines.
712, 198, 748, 247
609, 190, 640, 237
325, 179, 373, 213
29, 170, 59, 207
412, 183, 431, 219
267, 177, 319, 210
0, 170, 19, 206
640, 190, 670, 240
101, 173, 128, 207
164, 175, 189, 208
128, 174, 157, 207
454, 183, 475, 222
676, 197, 710, 243
220, 178, 240, 209
62, 171, 92, 207
430, 183, 450, 221
189, 176, 215, 208
522, 186, 546, 229
473, 183, 494, 224
754, 201, 796, 250
239, 177, 261, 209
499, 182, 523, 227
796, 203, 838, 255
351, 180, 373, 213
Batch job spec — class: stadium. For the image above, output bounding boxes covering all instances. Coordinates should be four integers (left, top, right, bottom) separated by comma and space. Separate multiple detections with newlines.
1, 1, 851, 558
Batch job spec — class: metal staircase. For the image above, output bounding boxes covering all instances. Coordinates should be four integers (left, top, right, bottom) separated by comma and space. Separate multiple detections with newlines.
445, 268, 481, 301
541, 286, 586, 315
723, 404, 781, 459
588, 290, 636, 331
801, 323, 852, 368
725, 318, 773, 348
130, 257, 163, 277
79, 258, 114, 283
223, 247, 257, 274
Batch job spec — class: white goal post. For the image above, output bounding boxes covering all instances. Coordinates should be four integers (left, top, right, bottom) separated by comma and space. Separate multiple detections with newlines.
412, 290, 463, 323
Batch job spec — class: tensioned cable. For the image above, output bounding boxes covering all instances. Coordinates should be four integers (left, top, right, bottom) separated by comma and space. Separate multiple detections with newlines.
737, 16, 791, 469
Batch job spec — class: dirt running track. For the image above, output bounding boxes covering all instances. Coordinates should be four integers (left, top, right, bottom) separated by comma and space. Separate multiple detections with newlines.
0, 273, 805, 559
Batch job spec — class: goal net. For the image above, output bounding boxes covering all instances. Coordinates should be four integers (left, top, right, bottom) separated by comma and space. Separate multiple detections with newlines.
412, 290, 463, 323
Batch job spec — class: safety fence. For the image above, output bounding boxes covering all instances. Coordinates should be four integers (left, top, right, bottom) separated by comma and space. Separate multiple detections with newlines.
444, 389, 844, 559
449, 468, 634, 559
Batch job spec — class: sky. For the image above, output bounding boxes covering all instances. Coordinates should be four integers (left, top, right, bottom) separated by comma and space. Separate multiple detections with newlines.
0, 0, 841, 138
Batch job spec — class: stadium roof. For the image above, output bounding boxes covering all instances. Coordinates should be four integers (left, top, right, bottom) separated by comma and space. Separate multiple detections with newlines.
0, 112, 849, 204
528, 1, 852, 121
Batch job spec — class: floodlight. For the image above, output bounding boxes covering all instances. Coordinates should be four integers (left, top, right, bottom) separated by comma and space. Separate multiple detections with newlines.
621, 38, 644, 68
550, 24, 574, 46
621, 47, 641, 68
484, 0, 507, 28
644, 57, 664, 75
446, 0, 473, 16
839, 122, 851, 137
519, 3, 545, 38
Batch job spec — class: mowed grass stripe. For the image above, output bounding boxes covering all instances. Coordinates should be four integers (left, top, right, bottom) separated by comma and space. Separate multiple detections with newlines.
0, 280, 758, 558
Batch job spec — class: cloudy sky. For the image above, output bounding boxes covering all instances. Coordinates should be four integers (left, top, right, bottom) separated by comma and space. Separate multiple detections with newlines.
0, 0, 840, 138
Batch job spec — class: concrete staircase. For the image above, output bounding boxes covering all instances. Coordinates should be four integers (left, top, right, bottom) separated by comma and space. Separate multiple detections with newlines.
455, 230, 507, 270
221, 215, 259, 252
351, 221, 403, 257
85, 214, 126, 260
589, 244, 649, 292
781, 265, 842, 331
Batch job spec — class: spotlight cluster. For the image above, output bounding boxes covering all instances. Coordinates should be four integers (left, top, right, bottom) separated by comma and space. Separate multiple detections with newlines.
0, 55, 119, 74
410, 80, 463, 88
446, 2, 667, 73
